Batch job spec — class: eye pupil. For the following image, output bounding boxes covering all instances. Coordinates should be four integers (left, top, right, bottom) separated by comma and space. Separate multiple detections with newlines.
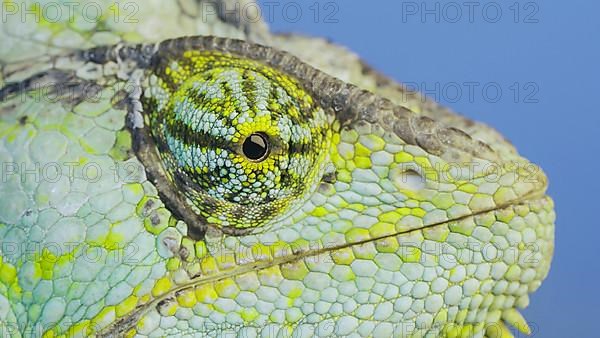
242, 133, 269, 161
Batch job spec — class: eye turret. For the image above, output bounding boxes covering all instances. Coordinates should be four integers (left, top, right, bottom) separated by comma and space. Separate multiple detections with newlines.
139, 50, 331, 233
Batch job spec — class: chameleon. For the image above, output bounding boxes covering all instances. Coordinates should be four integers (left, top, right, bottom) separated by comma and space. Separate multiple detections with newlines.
0, 0, 554, 337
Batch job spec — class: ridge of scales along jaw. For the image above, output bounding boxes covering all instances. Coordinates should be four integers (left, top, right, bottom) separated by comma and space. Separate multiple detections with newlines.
104, 39, 553, 337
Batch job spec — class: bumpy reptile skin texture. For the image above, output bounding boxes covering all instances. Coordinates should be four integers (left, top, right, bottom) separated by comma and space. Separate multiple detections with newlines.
0, 1, 554, 337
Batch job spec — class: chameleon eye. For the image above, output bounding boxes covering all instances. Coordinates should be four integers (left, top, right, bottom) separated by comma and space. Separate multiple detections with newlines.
135, 44, 331, 235
242, 132, 269, 161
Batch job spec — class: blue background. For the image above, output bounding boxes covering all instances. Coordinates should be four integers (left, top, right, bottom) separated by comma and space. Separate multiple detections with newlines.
259, 0, 599, 336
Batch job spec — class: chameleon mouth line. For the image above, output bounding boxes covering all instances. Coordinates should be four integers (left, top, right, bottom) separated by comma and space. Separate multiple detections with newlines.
100, 191, 547, 336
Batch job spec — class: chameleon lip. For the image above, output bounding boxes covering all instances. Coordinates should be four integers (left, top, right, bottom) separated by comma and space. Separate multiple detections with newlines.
99, 193, 550, 336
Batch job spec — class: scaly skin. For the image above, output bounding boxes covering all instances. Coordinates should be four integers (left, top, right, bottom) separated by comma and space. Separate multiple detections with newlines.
0, 1, 554, 337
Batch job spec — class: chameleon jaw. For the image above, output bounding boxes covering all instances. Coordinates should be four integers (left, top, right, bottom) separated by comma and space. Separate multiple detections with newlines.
98, 193, 553, 337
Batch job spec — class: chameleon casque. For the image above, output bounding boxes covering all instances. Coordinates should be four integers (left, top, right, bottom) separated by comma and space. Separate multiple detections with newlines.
0, 0, 555, 337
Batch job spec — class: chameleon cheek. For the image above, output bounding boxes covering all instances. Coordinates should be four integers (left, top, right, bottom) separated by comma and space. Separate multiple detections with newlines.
137, 51, 331, 234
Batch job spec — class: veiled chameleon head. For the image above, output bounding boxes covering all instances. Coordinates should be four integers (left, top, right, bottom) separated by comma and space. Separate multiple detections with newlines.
0, 3, 554, 336
140, 51, 331, 232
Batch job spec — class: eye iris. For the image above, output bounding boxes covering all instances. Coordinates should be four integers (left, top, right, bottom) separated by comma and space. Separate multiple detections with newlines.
242, 133, 269, 161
